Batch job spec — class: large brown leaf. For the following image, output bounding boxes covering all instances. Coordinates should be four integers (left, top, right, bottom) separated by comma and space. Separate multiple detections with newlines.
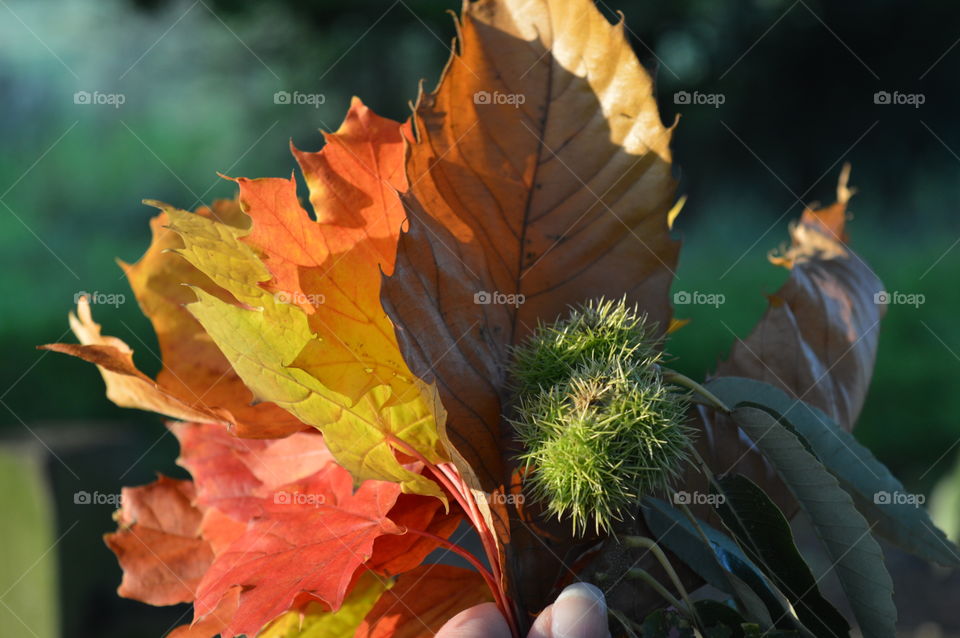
381, 0, 679, 618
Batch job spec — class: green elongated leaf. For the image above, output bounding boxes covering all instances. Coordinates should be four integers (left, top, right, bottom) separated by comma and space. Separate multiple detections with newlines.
714, 474, 849, 637
641, 497, 804, 631
707, 376, 960, 568
729, 405, 896, 638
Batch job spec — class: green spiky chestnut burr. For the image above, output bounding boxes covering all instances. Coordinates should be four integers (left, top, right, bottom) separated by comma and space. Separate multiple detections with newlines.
509, 299, 694, 536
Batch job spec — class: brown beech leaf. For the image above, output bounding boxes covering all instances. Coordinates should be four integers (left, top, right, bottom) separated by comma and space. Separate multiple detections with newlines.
713, 164, 883, 430
355, 564, 492, 638
104, 476, 213, 606
381, 0, 678, 615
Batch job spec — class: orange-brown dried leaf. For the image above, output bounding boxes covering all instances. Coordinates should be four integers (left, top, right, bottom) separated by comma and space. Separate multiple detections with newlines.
704, 165, 884, 513
104, 476, 213, 606
40, 298, 230, 426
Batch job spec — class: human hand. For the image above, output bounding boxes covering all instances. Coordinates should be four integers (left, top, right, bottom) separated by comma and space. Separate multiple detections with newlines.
435, 582, 610, 638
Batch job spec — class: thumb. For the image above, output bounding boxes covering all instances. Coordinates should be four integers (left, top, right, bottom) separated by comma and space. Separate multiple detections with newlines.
529, 582, 609, 638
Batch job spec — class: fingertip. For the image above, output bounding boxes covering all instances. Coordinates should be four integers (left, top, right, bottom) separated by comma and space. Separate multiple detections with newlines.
550, 582, 609, 638
435, 601, 511, 638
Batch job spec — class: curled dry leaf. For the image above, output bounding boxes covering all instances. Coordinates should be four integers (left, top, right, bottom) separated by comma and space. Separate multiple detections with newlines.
40, 297, 233, 428
713, 164, 883, 429
702, 165, 885, 512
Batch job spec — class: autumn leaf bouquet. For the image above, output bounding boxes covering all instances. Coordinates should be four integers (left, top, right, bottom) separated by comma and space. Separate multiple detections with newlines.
45, 0, 959, 636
